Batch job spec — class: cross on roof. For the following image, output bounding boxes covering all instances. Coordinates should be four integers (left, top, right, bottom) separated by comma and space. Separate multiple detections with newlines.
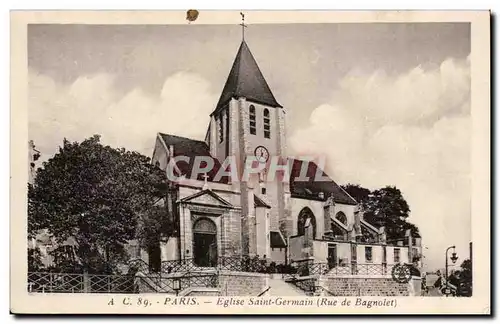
202, 173, 209, 190
239, 12, 248, 41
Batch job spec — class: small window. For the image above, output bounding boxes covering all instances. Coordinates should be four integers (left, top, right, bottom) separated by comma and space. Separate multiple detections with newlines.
263, 108, 270, 138
249, 105, 256, 135
394, 248, 400, 263
261, 187, 266, 195
365, 246, 373, 263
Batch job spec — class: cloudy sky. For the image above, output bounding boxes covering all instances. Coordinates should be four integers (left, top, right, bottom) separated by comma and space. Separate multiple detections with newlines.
28, 23, 471, 271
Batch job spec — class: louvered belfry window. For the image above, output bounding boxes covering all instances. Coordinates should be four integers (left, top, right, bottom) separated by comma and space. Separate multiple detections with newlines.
263, 108, 270, 138
249, 105, 256, 135
218, 114, 223, 143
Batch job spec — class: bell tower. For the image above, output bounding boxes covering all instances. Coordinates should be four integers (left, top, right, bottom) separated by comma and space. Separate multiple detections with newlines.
207, 19, 289, 256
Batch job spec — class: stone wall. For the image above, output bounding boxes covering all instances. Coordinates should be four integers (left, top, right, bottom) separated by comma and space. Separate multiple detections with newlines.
319, 276, 421, 297
218, 271, 268, 296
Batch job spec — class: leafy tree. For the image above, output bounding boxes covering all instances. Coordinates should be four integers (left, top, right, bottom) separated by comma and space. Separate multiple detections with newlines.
28, 247, 44, 272
341, 184, 420, 241
342, 183, 370, 205
458, 259, 472, 296
28, 135, 168, 273
137, 206, 172, 249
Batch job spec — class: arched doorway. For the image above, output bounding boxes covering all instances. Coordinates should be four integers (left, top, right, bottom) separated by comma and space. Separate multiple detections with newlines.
193, 218, 218, 267
297, 207, 317, 238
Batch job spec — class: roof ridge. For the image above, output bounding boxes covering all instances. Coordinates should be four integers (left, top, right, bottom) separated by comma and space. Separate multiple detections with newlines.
158, 132, 207, 145
289, 158, 358, 205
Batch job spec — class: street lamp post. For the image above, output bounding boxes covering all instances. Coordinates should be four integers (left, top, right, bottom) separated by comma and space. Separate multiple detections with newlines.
444, 245, 458, 296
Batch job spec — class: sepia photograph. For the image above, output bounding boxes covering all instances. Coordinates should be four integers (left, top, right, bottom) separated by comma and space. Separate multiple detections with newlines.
10, 10, 490, 314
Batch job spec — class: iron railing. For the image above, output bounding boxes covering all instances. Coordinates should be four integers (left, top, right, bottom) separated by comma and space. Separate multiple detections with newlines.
27, 272, 137, 293
153, 256, 291, 274
130, 257, 398, 279
283, 261, 397, 279
161, 259, 198, 273
27, 271, 218, 294
137, 273, 218, 293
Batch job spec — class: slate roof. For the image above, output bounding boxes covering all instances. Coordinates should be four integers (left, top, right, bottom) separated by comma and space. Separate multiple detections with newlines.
270, 231, 287, 248
289, 159, 357, 205
213, 41, 281, 113
159, 133, 229, 184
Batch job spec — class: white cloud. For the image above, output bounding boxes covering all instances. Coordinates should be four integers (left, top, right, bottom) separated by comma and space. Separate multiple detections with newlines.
289, 56, 471, 271
29, 69, 217, 161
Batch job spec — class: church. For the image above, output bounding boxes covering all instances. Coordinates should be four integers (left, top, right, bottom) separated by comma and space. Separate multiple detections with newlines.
148, 38, 421, 273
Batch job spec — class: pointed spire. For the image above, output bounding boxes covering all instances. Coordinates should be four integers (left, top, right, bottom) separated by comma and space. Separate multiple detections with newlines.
213, 40, 282, 113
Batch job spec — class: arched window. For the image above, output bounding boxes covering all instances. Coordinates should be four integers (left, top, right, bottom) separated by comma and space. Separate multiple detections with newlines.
335, 212, 347, 225
249, 105, 256, 135
263, 108, 270, 138
297, 207, 317, 238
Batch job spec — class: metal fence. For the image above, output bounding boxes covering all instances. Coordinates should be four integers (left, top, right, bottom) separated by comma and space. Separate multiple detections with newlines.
27, 272, 137, 293
136, 256, 292, 274
283, 261, 396, 279
131, 257, 397, 278
27, 271, 219, 294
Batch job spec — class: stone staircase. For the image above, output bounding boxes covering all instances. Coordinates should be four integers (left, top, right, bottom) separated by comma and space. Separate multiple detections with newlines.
264, 276, 308, 296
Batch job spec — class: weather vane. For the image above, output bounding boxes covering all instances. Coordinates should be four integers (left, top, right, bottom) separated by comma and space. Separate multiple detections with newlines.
239, 12, 248, 40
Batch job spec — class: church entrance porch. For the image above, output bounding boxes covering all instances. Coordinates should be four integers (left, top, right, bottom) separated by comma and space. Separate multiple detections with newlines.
193, 218, 218, 267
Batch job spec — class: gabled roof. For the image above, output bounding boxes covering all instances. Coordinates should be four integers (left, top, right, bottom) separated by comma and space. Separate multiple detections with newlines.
270, 231, 287, 248
289, 159, 357, 205
159, 133, 229, 184
178, 189, 234, 209
213, 41, 281, 113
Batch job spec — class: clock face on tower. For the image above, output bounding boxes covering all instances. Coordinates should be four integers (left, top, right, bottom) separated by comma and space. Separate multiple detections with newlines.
254, 146, 269, 163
